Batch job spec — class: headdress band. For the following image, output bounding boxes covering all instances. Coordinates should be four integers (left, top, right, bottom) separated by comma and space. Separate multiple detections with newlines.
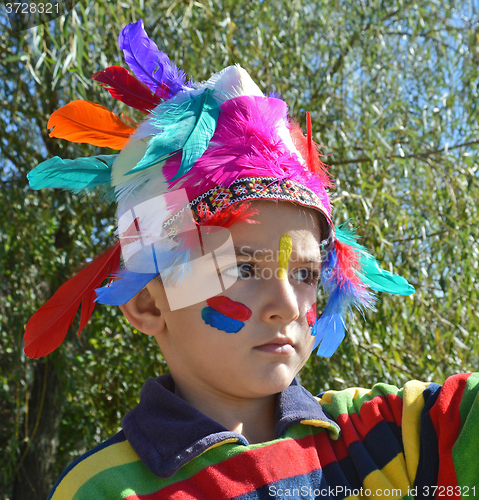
163, 176, 331, 235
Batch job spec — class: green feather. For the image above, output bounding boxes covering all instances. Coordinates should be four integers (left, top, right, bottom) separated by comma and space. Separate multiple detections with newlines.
125, 89, 219, 177
28, 155, 115, 192
335, 224, 415, 296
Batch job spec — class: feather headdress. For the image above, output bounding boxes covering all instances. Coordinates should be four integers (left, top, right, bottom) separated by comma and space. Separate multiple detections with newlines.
24, 19, 414, 359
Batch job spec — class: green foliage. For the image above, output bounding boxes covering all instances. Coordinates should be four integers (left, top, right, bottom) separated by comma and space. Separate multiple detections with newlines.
1, 0, 479, 496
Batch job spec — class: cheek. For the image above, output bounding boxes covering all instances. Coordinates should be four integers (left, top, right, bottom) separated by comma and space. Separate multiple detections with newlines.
201, 296, 252, 334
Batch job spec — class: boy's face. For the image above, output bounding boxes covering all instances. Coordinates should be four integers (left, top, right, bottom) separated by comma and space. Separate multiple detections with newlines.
146, 201, 322, 400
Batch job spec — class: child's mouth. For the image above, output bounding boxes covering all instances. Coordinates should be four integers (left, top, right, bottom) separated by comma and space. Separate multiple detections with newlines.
254, 341, 295, 355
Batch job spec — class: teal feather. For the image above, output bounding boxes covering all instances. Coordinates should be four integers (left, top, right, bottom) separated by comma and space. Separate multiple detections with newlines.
358, 256, 414, 295
125, 89, 219, 177
335, 224, 415, 296
28, 155, 115, 192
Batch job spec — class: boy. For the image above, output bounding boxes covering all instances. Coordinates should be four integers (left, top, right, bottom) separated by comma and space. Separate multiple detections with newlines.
24, 19, 479, 499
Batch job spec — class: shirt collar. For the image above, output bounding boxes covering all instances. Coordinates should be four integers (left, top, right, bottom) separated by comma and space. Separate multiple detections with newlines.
122, 375, 339, 478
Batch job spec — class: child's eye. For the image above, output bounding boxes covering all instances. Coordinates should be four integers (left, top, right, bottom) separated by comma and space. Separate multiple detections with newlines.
291, 268, 320, 285
223, 262, 255, 279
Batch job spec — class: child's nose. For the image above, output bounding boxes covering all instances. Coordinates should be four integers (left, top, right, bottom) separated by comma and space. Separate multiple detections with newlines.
259, 273, 300, 325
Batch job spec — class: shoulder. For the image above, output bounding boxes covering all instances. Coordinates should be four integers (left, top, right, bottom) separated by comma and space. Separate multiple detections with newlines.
317, 380, 409, 425
317, 373, 479, 419
315, 373, 479, 488
48, 431, 150, 500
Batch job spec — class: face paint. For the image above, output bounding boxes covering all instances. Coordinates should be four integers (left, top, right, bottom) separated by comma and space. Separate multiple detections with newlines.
306, 302, 318, 337
202, 296, 252, 333
306, 302, 317, 328
201, 307, 245, 333
206, 296, 252, 321
278, 234, 293, 281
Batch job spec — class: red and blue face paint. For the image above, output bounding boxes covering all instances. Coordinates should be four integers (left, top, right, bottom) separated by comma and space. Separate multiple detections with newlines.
306, 302, 317, 336
202, 296, 252, 333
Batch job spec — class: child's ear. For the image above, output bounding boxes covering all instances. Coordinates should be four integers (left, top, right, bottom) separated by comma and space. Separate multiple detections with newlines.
119, 288, 165, 336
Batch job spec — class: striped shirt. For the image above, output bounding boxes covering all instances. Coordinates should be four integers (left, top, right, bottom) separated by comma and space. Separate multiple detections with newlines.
49, 373, 479, 499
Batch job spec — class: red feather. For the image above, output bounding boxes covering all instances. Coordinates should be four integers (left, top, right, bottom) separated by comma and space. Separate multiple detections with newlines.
334, 239, 362, 288
175, 202, 260, 251
306, 111, 313, 164
197, 201, 260, 229
24, 242, 122, 359
289, 118, 333, 188
92, 66, 162, 114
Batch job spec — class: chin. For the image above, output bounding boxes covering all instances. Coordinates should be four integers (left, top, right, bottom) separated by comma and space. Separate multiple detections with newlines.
253, 367, 297, 396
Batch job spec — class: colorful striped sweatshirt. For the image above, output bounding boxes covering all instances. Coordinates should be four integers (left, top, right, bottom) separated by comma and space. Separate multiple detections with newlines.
49, 373, 479, 499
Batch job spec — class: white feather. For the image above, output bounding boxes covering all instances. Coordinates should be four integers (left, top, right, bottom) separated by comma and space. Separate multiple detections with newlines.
200, 65, 264, 102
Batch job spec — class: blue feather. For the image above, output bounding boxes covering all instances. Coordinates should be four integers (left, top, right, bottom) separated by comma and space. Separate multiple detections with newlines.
95, 270, 156, 306
313, 224, 415, 358
312, 288, 346, 357
125, 89, 219, 177
28, 155, 115, 191
314, 239, 371, 357
95, 242, 194, 305
314, 313, 345, 357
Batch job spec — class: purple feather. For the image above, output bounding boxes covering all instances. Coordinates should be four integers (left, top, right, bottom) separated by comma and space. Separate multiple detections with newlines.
118, 20, 189, 99
268, 90, 282, 99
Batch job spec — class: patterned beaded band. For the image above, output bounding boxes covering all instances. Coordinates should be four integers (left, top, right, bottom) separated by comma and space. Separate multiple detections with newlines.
163, 177, 331, 236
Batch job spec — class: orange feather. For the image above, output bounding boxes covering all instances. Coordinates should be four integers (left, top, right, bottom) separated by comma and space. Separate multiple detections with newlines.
47, 101, 136, 150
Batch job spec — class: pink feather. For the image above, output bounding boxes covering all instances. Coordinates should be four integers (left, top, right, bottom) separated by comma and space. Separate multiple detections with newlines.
161, 96, 332, 216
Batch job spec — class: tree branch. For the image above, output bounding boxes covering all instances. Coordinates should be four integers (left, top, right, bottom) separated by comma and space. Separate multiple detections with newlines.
327, 139, 479, 166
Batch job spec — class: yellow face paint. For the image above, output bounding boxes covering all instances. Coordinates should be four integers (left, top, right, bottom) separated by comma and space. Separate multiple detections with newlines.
278, 234, 293, 281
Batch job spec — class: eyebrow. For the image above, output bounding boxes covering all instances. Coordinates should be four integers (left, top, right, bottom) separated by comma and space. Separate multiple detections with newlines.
233, 245, 322, 264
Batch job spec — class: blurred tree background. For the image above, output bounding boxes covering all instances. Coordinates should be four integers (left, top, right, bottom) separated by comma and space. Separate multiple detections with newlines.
1, 0, 479, 498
